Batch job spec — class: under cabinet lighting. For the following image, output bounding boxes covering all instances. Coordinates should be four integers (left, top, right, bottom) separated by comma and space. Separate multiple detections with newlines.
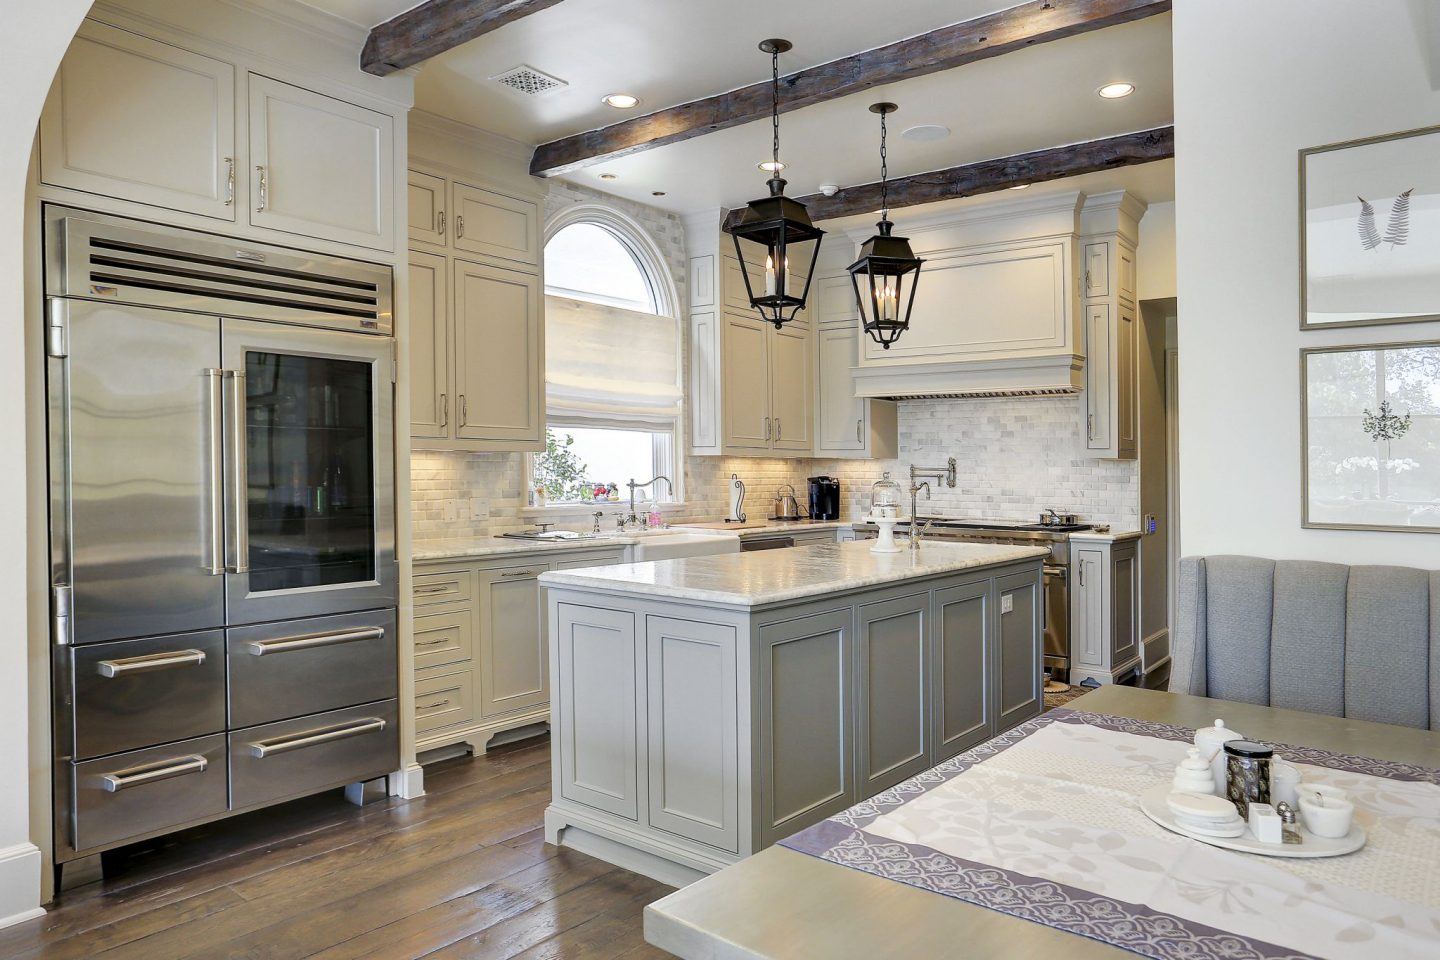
1098, 82, 1136, 99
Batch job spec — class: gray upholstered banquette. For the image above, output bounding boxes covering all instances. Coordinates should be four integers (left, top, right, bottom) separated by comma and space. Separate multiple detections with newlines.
1169, 555, 1440, 730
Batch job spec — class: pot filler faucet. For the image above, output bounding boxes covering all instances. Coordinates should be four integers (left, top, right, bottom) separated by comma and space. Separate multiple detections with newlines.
908, 458, 957, 551
625, 476, 673, 529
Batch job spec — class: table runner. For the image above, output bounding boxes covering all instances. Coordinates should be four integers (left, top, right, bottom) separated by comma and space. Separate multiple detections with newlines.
778, 708, 1440, 960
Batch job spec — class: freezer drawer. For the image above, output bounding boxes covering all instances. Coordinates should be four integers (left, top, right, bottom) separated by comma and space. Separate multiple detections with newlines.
71, 734, 228, 853
229, 700, 398, 809
227, 609, 397, 728
70, 630, 226, 760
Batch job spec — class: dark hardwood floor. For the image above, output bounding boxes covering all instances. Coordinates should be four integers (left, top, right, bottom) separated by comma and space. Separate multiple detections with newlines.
0, 736, 675, 960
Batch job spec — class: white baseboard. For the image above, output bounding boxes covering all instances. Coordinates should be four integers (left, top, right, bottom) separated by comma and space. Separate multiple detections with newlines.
0, 842, 43, 930
390, 762, 425, 800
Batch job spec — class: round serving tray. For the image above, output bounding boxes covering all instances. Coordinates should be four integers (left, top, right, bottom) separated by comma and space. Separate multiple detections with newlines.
1138, 785, 1366, 859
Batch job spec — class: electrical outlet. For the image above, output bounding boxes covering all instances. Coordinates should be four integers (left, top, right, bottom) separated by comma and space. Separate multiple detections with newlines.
442, 499, 457, 522
470, 498, 488, 520
1000, 593, 1014, 614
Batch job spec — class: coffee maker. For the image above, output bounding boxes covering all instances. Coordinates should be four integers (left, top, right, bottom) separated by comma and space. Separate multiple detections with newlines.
807, 476, 840, 521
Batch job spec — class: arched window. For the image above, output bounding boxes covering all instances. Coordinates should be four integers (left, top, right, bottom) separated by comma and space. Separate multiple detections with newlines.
530, 207, 682, 508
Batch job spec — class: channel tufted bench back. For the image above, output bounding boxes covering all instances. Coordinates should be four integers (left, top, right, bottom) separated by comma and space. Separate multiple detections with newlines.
1169, 555, 1440, 730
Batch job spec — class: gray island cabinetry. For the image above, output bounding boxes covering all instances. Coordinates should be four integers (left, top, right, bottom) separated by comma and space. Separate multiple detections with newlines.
539, 540, 1048, 885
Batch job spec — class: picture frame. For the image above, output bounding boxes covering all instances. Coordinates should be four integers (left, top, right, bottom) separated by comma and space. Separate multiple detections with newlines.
1299, 125, 1440, 330
1300, 340, 1440, 533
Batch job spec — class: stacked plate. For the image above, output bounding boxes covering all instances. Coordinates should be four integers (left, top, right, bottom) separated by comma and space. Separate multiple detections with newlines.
1165, 791, 1245, 837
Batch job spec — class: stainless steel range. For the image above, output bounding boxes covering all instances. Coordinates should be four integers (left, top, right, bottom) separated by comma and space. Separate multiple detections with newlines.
854, 515, 1092, 682
45, 208, 399, 878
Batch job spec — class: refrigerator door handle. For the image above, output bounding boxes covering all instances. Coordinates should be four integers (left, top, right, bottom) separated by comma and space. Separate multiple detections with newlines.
224, 369, 250, 574
204, 369, 225, 575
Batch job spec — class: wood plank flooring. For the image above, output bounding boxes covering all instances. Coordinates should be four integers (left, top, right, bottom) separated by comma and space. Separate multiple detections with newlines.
0, 736, 675, 960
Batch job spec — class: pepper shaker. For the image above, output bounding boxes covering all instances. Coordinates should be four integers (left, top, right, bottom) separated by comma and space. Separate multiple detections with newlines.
1276, 801, 1303, 845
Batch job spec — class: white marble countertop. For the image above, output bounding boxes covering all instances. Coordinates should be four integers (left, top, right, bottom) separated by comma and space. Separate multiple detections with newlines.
412, 536, 637, 562
1068, 529, 1142, 542
668, 519, 854, 538
538, 540, 1049, 607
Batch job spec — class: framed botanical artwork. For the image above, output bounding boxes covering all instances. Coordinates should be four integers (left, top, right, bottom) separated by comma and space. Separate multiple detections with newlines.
1300, 125, 1440, 329
1301, 341, 1440, 532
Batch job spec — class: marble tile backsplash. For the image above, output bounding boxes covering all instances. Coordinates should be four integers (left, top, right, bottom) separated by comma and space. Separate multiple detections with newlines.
411, 396, 1139, 544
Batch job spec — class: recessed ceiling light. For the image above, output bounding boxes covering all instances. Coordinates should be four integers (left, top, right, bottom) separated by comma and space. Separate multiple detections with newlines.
602, 93, 640, 109
651, 191, 666, 197
1009, 184, 1030, 190
757, 160, 786, 173
1097, 82, 1136, 99
598, 173, 617, 181
902, 124, 950, 143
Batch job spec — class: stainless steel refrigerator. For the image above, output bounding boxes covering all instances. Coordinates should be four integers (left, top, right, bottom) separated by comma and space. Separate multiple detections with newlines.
45, 207, 399, 872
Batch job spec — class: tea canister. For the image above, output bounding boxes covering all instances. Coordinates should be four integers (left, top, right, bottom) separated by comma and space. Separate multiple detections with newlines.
1194, 718, 1244, 793
1224, 739, 1274, 819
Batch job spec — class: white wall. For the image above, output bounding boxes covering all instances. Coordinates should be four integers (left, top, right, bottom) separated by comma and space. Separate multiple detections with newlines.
0, 0, 92, 928
1174, 0, 1440, 566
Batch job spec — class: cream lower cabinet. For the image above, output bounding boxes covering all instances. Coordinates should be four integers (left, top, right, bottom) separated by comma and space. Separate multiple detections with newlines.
1069, 535, 1141, 687
413, 548, 623, 755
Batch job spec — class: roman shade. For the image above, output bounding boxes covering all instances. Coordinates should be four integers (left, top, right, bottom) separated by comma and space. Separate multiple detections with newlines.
544, 295, 681, 425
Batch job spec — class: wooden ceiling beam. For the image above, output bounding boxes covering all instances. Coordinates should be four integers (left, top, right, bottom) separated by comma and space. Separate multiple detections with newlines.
721, 126, 1174, 229
529, 0, 1171, 177
361, 0, 565, 77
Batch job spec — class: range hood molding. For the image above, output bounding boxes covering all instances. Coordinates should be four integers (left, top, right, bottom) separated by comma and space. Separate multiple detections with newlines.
851, 353, 1084, 400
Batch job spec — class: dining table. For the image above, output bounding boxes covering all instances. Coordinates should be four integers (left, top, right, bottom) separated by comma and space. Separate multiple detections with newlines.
642, 684, 1440, 960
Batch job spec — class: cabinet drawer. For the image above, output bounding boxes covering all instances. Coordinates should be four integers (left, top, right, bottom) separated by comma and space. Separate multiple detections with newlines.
413, 569, 472, 607
230, 701, 398, 810
70, 630, 226, 760
552, 550, 624, 570
72, 734, 228, 854
228, 610, 397, 728
415, 669, 476, 736
414, 608, 474, 670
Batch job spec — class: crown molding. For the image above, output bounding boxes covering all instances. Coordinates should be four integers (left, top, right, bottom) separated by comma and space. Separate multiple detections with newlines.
409, 110, 532, 164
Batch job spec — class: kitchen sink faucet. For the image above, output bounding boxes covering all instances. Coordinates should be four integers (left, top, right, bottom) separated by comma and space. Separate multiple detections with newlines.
625, 476, 673, 529
908, 458, 956, 550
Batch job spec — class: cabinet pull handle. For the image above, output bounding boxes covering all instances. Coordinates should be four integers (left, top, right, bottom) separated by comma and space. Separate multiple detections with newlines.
763, 417, 771, 440
416, 637, 448, 646
439, 393, 448, 428
1087, 413, 1094, 440
437, 211, 446, 236
456, 215, 465, 239
459, 395, 467, 427
856, 418, 863, 445
774, 418, 781, 440
500, 569, 540, 578
419, 698, 450, 710
247, 717, 387, 758
255, 165, 267, 212
223, 158, 235, 207
415, 584, 450, 595
1079, 562, 1086, 587
100, 754, 208, 793
97, 648, 207, 678
244, 626, 384, 656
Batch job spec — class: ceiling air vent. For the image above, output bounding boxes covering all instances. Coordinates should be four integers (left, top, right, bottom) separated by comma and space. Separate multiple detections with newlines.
491, 65, 567, 95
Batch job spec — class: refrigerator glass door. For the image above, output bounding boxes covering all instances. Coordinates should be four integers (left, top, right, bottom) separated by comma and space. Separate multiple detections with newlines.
53, 301, 225, 644
222, 318, 395, 623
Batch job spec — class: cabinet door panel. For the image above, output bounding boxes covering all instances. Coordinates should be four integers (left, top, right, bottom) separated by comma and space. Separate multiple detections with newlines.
1084, 241, 1110, 298
857, 594, 929, 794
933, 581, 992, 762
248, 75, 393, 251
408, 170, 447, 247
1085, 304, 1112, 450
768, 324, 812, 451
996, 569, 1043, 732
1111, 543, 1139, 673
408, 251, 449, 440
555, 603, 639, 819
646, 618, 739, 851
1117, 305, 1137, 457
722, 312, 770, 451
478, 563, 549, 716
453, 183, 539, 266
453, 260, 543, 447
41, 21, 236, 220
1074, 550, 1105, 670
758, 609, 853, 845
817, 325, 864, 453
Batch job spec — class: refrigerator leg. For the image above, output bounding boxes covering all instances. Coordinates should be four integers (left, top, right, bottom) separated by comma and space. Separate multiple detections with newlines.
344, 777, 388, 806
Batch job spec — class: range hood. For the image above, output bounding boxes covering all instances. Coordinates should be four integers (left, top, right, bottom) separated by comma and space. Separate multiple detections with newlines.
851, 354, 1083, 400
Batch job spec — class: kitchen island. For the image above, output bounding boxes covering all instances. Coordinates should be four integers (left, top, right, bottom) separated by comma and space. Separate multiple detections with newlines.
539, 540, 1048, 885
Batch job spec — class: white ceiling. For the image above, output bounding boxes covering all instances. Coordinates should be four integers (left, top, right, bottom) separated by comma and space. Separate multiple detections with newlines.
297, 0, 1175, 216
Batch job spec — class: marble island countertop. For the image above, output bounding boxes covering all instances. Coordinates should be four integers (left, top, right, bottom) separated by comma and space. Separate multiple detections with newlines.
538, 539, 1049, 608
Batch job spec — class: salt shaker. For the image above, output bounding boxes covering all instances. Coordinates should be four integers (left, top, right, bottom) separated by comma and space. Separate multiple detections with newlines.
1194, 718, 1244, 793
1172, 747, 1218, 794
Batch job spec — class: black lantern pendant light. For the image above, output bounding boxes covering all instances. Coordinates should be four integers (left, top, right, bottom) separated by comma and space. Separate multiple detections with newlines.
848, 103, 924, 349
727, 39, 824, 329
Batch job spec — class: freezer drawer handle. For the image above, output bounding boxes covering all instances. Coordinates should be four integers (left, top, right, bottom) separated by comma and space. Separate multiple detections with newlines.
244, 626, 384, 656
100, 754, 208, 792
246, 717, 387, 758
97, 648, 207, 677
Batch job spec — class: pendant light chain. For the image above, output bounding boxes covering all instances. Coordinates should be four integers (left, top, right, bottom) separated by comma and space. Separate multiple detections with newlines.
879, 109, 889, 222
770, 46, 781, 171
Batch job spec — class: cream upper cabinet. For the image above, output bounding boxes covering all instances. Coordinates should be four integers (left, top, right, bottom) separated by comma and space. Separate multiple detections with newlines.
40, 21, 237, 221
408, 250, 449, 440
811, 273, 899, 460
452, 182, 540, 267
248, 75, 394, 252
408, 170, 448, 248
768, 323, 812, 451
452, 259, 544, 450
721, 311, 772, 452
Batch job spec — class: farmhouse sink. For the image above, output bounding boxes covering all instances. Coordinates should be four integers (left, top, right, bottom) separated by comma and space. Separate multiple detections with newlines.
630, 532, 741, 561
